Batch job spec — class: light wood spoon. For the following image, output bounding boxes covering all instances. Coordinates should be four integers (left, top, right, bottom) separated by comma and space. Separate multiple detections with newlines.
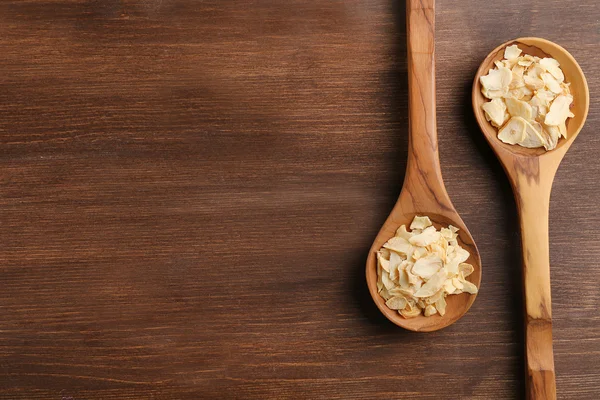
472, 38, 589, 400
365, 0, 482, 332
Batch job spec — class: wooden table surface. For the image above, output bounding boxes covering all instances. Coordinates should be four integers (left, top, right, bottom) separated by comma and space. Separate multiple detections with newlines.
1, 1, 599, 399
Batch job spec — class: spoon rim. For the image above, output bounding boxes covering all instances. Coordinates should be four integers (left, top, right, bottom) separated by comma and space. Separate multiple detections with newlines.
472, 37, 590, 158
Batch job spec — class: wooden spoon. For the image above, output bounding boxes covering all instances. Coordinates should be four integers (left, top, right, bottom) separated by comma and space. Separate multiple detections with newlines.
365, 0, 482, 332
472, 38, 589, 400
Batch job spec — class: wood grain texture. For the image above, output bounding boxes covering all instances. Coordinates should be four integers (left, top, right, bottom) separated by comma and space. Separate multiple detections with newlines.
1, 0, 599, 399
365, 0, 481, 332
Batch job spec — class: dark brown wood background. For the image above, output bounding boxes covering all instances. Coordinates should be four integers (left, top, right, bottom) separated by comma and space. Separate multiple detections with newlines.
1, 1, 598, 399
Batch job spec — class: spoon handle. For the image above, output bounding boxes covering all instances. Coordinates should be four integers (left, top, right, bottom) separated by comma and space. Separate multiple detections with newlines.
403, 0, 452, 212
517, 183, 556, 400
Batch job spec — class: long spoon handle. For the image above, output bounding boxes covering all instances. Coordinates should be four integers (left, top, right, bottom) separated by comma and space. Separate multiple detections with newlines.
403, 0, 452, 212
518, 183, 556, 400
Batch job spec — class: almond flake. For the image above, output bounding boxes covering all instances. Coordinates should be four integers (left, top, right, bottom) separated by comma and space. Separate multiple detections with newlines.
377, 216, 478, 318
480, 45, 574, 151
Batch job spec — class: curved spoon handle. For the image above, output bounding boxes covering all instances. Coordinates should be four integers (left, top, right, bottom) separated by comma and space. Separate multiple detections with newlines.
518, 183, 556, 400
403, 0, 452, 211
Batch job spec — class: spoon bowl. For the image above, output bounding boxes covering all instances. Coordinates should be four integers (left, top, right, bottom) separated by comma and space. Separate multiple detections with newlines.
366, 211, 481, 332
472, 38, 589, 400
366, 0, 481, 332
473, 37, 589, 158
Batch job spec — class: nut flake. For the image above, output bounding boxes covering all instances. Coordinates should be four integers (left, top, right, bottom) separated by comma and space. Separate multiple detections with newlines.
504, 97, 533, 120
383, 236, 412, 255
480, 45, 574, 151
386, 296, 408, 311
545, 94, 573, 126
410, 215, 433, 230
504, 44, 522, 60
412, 255, 443, 280
498, 117, 526, 145
409, 226, 441, 247
519, 119, 546, 149
539, 58, 564, 82
541, 73, 562, 94
482, 98, 508, 127
541, 123, 560, 151
376, 216, 478, 318
482, 66, 512, 90
424, 305, 438, 317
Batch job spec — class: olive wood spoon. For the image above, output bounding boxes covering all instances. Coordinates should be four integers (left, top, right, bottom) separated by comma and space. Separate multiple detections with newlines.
472, 37, 589, 400
365, 0, 482, 332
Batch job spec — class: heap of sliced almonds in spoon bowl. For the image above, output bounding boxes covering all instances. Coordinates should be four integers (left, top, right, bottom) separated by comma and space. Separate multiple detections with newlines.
480, 44, 573, 151
376, 216, 478, 319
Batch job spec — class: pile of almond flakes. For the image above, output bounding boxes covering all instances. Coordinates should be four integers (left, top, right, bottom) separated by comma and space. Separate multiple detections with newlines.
377, 216, 478, 318
480, 44, 574, 151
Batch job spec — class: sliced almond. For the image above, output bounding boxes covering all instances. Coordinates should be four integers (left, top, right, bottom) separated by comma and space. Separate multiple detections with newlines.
526, 64, 545, 80
400, 307, 422, 318
542, 72, 562, 94
412, 255, 443, 280
458, 263, 474, 278
509, 67, 525, 89
506, 85, 533, 101
502, 58, 518, 69
428, 242, 447, 263
529, 94, 548, 119
427, 289, 445, 304
461, 280, 479, 294
440, 227, 454, 239
410, 215, 432, 230
443, 280, 456, 294
537, 89, 557, 104
512, 64, 525, 77
505, 97, 533, 120
452, 277, 464, 290
498, 117, 526, 145
398, 267, 409, 288
504, 44, 522, 60
424, 304, 438, 317
379, 287, 392, 300
406, 267, 421, 287
541, 123, 560, 151
518, 60, 533, 67
411, 246, 428, 261
518, 118, 546, 149
558, 122, 567, 139
390, 286, 413, 297
381, 270, 395, 290
481, 66, 512, 91
377, 252, 390, 275
389, 251, 402, 281
414, 270, 447, 298
435, 296, 447, 316
483, 87, 509, 99
376, 259, 383, 292
539, 57, 564, 82
545, 94, 573, 126
482, 98, 508, 127
395, 225, 412, 240
523, 75, 545, 90
409, 226, 441, 247
385, 296, 408, 310
383, 236, 413, 256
